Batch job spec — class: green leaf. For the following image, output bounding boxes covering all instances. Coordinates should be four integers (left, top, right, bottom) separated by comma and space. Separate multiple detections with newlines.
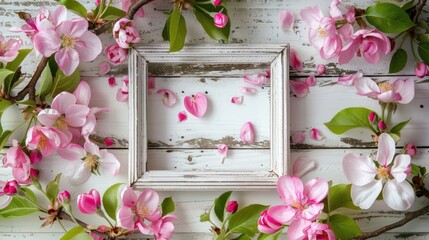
162, 14, 172, 41
421, 167, 427, 175
328, 184, 360, 212
390, 119, 410, 135
60, 226, 92, 240
388, 132, 401, 142
214, 191, 232, 222
101, 6, 126, 20
365, 2, 415, 33
16, 100, 36, 107
0, 130, 13, 150
56, 0, 88, 18
51, 68, 80, 97
418, 42, 429, 66
5, 49, 32, 71
0, 69, 15, 87
169, 9, 187, 52
193, 6, 230, 42
4, 67, 22, 95
228, 204, 268, 237
0, 195, 40, 218
257, 230, 282, 240
411, 164, 421, 175
102, 183, 123, 221
329, 214, 362, 240
389, 49, 407, 73
232, 234, 252, 240
46, 173, 61, 203
401, 0, 415, 10
200, 212, 210, 222
21, 187, 38, 203
161, 197, 175, 217
36, 64, 53, 100
324, 107, 377, 134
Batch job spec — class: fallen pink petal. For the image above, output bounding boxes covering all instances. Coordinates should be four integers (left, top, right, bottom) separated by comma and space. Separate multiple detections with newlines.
243, 73, 267, 86
157, 89, 177, 107
309, 128, 324, 141
240, 122, 255, 144
337, 72, 363, 86
148, 77, 156, 91
98, 61, 110, 76
280, 10, 295, 31
217, 144, 229, 164
292, 157, 316, 177
290, 81, 309, 97
292, 132, 306, 144
108, 76, 116, 88
231, 96, 243, 104
178, 111, 187, 122
290, 49, 303, 71
316, 64, 326, 75
305, 74, 317, 87
184, 92, 208, 118
240, 87, 258, 95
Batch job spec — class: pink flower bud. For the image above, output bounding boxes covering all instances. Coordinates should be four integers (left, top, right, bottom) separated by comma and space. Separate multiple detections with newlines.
95, 0, 101, 6
77, 189, 101, 214
368, 112, 376, 123
405, 143, 417, 157
378, 120, 387, 130
104, 138, 114, 147
105, 44, 128, 65
113, 18, 140, 49
414, 62, 429, 78
316, 64, 326, 75
3, 180, 19, 195
226, 200, 238, 213
97, 225, 109, 232
29, 150, 43, 164
213, 0, 222, 6
58, 190, 71, 203
214, 13, 228, 28
30, 168, 39, 180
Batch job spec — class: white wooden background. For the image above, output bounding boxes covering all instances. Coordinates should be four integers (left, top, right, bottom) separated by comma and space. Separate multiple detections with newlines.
1, 0, 429, 239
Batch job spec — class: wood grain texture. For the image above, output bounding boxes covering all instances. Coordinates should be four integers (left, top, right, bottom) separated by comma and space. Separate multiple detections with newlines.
0, 0, 428, 238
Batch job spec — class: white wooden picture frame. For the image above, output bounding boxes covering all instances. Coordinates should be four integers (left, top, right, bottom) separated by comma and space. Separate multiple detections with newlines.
129, 44, 289, 190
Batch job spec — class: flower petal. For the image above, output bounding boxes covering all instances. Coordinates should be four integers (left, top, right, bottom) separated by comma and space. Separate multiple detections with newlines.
157, 89, 177, 107
37, 109, 60, 127
290, 81, 309, 97
354, 77, 380, 98
301, 202, 324, 221
342, 153, 377, 186
66, 160, 91, 185
178, 111, 187, 122
117, 206, 136, 229
376, 133, 395, 166
351, 180, 382, 209
73, 81, 91, 106
290, 49, 303, 71
64, 104, 90, 127
217, 144, 228, 163
304, 178, 328, 203
74, 31, 102, 62
99, 149, 121, 176
240, 122, 255, 144
57, 143, 86, 160
309, 128, 324, 141
55, 47, 79, 76
305, 74, 317, 86
337, 72, 363, 86
292, 132, 306, 144
231, 96, 243, 104
98, 61, 110, 76
316, 64, 326, 75
267, 205, 296, 224
184, 92, 208, 118
0, 196, 12, 209
108, 76, 116, 88
390, 154, 411, 182
243, 73, 267, 86
277, 175, 303, 205
292, 157, 316, 178
280, 10, 295, 31
121, 186, 137, 208
137, 189, 160, 213
394, 78, 415, 104
288, 219, 311, 240
33, 29, 61, 57
383, 180, 415, 211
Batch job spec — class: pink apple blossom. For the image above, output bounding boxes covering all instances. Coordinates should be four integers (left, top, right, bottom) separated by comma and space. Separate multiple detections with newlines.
113, 18, 140, 49
33, 18, 102, 76
290, 49, 303, 71
405, 143, 417, 157
280, 10, 295, 31
105, 43, 128, 65
26, 126, 69, 156
414, 62, 429, 78
240, 122, 255, 144
292, 157, 316, 178
157, 89, 177, 107
0, 180, 13, 209
184, 92, 208, 118
243, 73, 267, 86
119, 0, 145, 18
316, 64, 326, 75
57, 141, 120, 185
12, 167, 39, 184
150, 215, 177, 240
337, 72, 363, 86
338, 29, 391, 65
214, 12, 228, 28
77, 189, 101, 214
288, 219, 336, 240
37, 92, 90, 142
178, 111, 188, 122
257, 209, 283, 234
343, 133, 415, 210
0, 35, 22, 63
227, 200, 238, 213
98, 61, 110, 76
290, 81, 309, 97
354, 77, 415, 104
2, 140, 31, 174
117, 187, 162, 232
117, 76, 130, 103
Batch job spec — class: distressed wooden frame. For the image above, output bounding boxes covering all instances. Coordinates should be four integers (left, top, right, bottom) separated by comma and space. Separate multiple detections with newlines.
129, 44, 289, 190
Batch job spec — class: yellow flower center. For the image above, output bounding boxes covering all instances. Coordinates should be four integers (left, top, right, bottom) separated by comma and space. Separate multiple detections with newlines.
291, 200, 304, 210
377, 166, 390, 179
318, 27, 327, 38
136, 201, 151, 218
55, 115, 68, 131
378, 82, 394, 93
38, 134, 48, 149
61, 35, 76, 48
84, 154, 99, 170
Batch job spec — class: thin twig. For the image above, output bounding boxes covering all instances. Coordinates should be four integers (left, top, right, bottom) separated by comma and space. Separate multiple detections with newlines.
125, 0, 156, 19
354, 204, 429, 240
412, 0, 428, 23
59, 211, 111, 239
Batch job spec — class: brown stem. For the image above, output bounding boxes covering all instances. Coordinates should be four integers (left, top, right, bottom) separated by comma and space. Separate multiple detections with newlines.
8, 56, 49, 103
353, 204, 429, 240
125, 0, 156, 20
412, 0, 428, 23
59, 211, 112, 239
